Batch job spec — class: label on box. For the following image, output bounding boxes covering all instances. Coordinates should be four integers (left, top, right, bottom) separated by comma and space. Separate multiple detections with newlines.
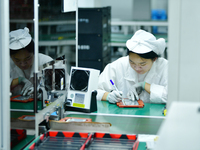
73, 103, 85, 108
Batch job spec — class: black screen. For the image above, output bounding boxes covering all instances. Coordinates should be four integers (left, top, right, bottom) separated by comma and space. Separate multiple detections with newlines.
70, 69, 90, 92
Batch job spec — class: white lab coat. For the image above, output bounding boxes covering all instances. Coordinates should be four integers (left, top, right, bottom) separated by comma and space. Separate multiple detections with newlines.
97, 56, 168, 103
10, 53, 53, 95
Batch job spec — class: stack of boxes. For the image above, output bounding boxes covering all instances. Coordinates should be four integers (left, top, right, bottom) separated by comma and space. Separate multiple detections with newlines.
151, 9, 168, 34
78, 7, 111, 72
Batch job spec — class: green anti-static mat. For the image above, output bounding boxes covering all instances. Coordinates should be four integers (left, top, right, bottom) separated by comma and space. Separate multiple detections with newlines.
10, 101, 43, 119
65, 113, 164, 135
95, 101, 165, 116
10, 100, 43, 110
11, 135, 35, 150
65, 101, 165, 135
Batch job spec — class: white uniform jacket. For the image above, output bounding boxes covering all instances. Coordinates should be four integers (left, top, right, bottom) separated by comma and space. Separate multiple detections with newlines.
10, 53, 53, 84
97, 56, 168, 103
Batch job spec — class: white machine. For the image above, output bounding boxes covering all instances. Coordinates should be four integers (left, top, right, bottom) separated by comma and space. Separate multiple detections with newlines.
154, 101, 200, 150
39, 58, 69, 107
43, 60, 68, 92
65, 66, 100, 113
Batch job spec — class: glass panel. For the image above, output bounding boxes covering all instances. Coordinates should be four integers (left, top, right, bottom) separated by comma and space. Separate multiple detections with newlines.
38, 0, 74, 109
9, 0, 72, 112
10, 0, 35, 108
65, 113, 164, 134
9, 0, 37, 134
9, 1, 168, 141
38, 0, 76, 73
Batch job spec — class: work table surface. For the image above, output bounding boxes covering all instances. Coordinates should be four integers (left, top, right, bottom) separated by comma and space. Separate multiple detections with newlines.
65, 101, 165, 135
94, 100, 165, 116
12, 100, 165, 150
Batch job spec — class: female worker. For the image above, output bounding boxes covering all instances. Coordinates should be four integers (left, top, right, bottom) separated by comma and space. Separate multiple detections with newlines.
10, 27, 53, 96
97, 30, 168, 103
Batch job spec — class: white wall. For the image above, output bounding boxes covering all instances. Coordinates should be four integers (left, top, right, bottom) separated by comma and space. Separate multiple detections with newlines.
78, 0, 101, 8
78, 0, 168, 21
98, 0, 135, 21
168, 0, 200, 108
151, 0, 168, 11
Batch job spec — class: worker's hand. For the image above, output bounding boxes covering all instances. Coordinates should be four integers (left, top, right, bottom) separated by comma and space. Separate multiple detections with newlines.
18, 77, 34, 96
106, 90, 123, 104
127, 82, 145, 101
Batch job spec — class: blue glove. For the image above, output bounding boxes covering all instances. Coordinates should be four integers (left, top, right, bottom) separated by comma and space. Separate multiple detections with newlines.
106, 90, 123, 104
127, 82, 145, 101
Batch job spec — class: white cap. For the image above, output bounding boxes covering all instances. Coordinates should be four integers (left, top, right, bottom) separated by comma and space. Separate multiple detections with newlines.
9, 27, 32, 50
126, 30, 166, 55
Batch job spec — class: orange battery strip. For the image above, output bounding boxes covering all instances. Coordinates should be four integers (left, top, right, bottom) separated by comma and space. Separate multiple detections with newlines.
10, 95, 34, 103
28, 131, 90, 150
117, 99, 144, 108
28, 131, 139, 150
18, 115, 35, 121
85, 132, 139, 150
59, 117, 92, 122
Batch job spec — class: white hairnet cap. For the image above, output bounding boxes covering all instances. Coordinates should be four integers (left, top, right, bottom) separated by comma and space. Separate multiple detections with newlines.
126, 30, 166, 55
9, 27, 32, 50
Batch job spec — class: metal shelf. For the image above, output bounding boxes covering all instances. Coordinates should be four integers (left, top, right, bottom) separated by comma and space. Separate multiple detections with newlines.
111, 20, 168, 26
39, 39, 75, 46
10, 19, 75, 25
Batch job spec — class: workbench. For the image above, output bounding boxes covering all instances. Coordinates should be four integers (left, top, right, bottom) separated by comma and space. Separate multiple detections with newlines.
64, 101, 165, 134
14, 100, 165, 150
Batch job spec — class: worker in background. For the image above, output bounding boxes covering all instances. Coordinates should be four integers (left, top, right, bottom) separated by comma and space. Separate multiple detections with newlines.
10, 27, 53, 96
97, 29, 168, 104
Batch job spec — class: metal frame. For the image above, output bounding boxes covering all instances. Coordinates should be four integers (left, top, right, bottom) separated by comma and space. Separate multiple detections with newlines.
0, 0, 10, 149
35, 95, 65, 137
75, 0, 78, 67
33, 0, 68, 138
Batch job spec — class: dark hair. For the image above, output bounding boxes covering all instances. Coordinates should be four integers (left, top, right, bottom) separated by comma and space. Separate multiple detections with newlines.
127, 48, 159, 60
10, 40, 34, 56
